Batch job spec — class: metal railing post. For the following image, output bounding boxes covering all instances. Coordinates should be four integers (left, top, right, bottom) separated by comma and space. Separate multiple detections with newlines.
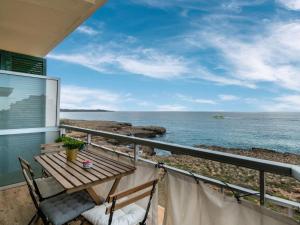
220, 187, 225, 197
60, 128, 66, 136
134, 144, 139, 161
87, 133, 92, 145
288, 207, 294, 218
259, 171, 265, 206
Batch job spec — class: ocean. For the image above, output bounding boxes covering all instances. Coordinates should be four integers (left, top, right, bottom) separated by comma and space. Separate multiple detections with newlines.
61, 112, 300, 154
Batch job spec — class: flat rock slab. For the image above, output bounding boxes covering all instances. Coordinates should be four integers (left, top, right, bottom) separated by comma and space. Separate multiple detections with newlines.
61, 119, 166, 139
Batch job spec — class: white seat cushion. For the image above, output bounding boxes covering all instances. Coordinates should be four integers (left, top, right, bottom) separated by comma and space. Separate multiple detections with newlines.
35, 177, 64, 199
82, 203, 146, 225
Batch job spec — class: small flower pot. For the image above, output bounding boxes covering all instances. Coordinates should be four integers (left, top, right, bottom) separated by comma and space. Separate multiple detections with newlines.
66, 149, 78, 161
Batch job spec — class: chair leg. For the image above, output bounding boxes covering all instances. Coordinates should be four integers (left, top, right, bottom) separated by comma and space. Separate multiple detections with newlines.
28, 213, 37, 225
33, 215, 41, 225
80, 219, 92, 225
42, 169, 49, 178
79, 218, 88, 225
38, 212, 50, 225
140, 182, 157, 225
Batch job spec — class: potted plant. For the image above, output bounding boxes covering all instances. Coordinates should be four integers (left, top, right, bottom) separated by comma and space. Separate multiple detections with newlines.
55, 136, 85, 161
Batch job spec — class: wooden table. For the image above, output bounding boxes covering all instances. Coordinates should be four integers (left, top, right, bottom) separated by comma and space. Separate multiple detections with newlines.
34, 150, 136, 204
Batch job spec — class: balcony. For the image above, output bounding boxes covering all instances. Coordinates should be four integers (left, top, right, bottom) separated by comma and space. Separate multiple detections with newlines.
1, 124, 299, 225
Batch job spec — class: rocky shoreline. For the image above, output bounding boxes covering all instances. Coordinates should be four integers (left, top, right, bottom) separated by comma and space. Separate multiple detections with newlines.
195, 144, 300, 165
61, 119, 166, 138
62, 119, 300, 207
61, 119, 165, 154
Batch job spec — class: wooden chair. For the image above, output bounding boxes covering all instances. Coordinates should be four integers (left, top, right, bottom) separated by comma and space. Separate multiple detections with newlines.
40, 143, 64, 155
19, 157, 64, 200
19, 157, 95, 225
40, 143, 65, 177
82, 179, 158, 225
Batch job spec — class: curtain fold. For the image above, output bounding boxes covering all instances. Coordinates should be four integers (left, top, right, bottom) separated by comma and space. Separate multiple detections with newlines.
163, 171, 298, 225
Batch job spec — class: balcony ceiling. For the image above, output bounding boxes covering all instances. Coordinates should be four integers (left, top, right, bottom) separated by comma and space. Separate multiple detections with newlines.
0, 0, 106, 57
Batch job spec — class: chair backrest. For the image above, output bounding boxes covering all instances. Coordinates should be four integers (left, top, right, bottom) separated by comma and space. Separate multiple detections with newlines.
106, 179, 158, 225
40, 143, 64, 154
18, 157, 40, 209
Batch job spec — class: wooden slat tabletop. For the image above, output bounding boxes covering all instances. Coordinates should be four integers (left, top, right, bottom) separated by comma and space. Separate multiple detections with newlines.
34, 150, 136, 193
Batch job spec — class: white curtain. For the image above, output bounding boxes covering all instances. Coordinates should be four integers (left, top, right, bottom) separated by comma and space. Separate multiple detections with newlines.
92, 149, 159, 225
163, 171, 298, 225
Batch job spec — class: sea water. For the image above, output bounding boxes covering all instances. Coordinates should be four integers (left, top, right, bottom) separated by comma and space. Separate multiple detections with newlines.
61, 112, 300, 154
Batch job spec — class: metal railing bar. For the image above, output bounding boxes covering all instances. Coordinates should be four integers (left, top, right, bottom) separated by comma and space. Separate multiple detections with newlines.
90, 142, 300, 210
0, 127, 59, 136
266, 195, 300, 209
91, 143, 134, 159
0, 69, 60, 81
61, 125, 299, 179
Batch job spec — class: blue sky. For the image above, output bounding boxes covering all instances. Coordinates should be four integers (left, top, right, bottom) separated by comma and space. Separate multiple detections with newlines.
48, 0, 300, 111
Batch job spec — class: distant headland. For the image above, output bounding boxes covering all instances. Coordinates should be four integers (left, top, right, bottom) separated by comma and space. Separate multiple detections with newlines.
60, 109, 113, 112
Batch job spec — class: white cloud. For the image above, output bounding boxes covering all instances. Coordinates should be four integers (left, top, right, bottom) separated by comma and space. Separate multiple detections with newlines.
129, 0, 196, 9
48, 52, 115, 73
133, 0, 168, 8
244, 97, 259, 104
191, 21, 300, 92
221, 0, 266, 12
277, 0, 300, 10
61, 85, 156, 111
156, 104, 187, 111
61, 85, 122, 110
117, 49, 188, 79
51, 20, 300, 92
263, 95, 300, 111
49, 48, 188, 80
177, 94, 216, 104
130, 0, 265, 11
196, 68, 256, 88
49, 47, 257, 88
218, 94, 239, 101
76, 25, 99, 35
180, 9, 189, 17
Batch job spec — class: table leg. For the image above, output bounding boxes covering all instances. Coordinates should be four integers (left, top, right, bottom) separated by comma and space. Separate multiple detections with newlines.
106, 177, 121, 202
86, 187, 102, 205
